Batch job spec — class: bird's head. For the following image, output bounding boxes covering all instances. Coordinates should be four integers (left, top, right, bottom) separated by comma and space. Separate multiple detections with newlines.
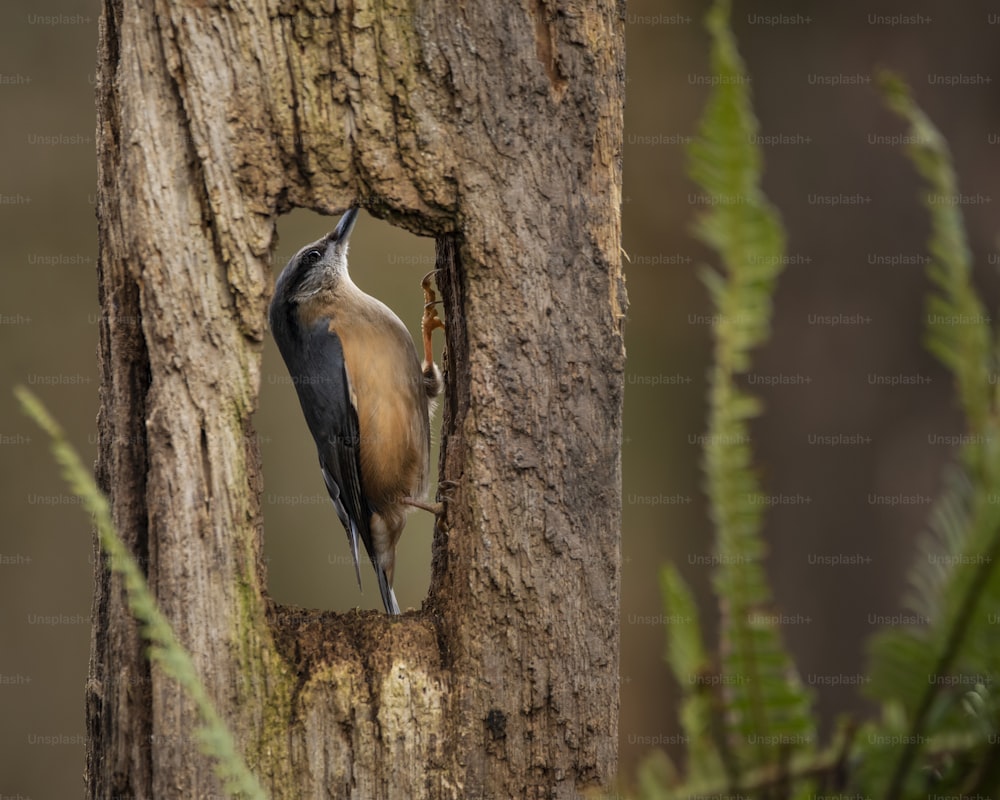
273, 206, 359, 307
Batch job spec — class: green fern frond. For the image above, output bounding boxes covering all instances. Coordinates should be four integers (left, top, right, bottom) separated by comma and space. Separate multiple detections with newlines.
15, 387, 268, 800
864, 74, 1000, 800
634, 749, 678, 799
879, 72, 993, 462
659, 566, 727, 782
903, 468, 973, 622
687, 0, 814, 775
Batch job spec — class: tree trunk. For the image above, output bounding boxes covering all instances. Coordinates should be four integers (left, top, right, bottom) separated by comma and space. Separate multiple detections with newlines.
91, 1, 625, 798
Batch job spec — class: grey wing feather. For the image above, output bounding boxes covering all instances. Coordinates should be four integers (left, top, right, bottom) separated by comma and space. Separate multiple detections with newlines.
292, 320, 373, 589
321, 465, 363, 590
296, 320, 399, 614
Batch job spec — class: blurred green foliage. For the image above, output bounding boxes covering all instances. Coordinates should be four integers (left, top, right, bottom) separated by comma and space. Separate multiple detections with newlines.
616, 2, 1000, 798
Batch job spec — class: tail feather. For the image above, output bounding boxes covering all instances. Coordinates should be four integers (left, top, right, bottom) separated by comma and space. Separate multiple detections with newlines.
347, 520, 363, 591
375, 562, 400, 615
322, 468, 398, 613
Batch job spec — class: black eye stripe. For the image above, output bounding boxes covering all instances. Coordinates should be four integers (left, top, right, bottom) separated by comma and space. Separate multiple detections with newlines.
301, 249, 323, 266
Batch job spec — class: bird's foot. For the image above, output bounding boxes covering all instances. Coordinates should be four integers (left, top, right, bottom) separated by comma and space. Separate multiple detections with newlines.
421, 270, 446, 368
435, 480, 458, 505
420, 271, 445, 398
403, 481, 457, 519
421, 269, 441, 302
403, 496, 445, 516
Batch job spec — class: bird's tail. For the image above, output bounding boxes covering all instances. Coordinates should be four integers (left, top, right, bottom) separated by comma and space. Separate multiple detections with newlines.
375, 563, 400, 615
351, 519, 399, 614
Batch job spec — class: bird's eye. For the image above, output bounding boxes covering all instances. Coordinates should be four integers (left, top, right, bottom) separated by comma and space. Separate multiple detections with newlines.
301, 249, 323, 266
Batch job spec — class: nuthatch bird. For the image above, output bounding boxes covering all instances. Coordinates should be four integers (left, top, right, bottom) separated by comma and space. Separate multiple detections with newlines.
269, 207, 444, 614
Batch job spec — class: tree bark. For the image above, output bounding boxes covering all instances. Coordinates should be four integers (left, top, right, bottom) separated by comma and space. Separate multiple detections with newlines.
92, 1, 625, 798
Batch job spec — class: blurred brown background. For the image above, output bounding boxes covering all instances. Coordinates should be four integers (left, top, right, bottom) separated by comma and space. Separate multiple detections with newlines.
2, 0, 999, 796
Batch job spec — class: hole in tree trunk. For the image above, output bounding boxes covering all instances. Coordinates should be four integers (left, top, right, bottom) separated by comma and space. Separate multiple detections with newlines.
257, 207, 439, 613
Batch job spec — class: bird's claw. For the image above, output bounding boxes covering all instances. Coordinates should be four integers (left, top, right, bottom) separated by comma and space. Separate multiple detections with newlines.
421, 271, 445, 371
404, 481, 457, 515
436, 478, 457, 491
421, 269, 441, 292
421, 273, 445, 334
402, 495, 445, 516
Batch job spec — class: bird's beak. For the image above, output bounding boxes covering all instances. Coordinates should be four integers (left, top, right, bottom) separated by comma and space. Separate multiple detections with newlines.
329, 206, 360, 245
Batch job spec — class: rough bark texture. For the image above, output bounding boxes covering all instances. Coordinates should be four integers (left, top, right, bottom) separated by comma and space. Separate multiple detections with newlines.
92, 0, 625, 798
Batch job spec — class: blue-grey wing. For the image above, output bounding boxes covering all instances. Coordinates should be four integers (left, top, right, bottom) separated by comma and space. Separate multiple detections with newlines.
290, 318, 372, 590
